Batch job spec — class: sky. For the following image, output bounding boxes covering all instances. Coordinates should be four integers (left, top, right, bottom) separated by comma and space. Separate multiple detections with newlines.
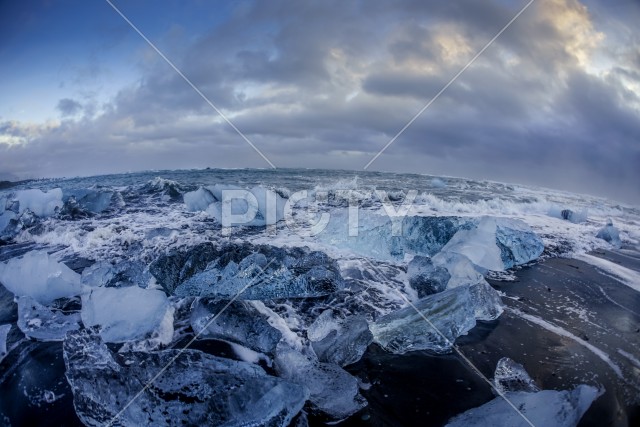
0, 0, 639, 204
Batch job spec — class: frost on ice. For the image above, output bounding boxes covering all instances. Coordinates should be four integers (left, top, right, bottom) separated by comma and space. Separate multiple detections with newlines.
17, 296, 81, 341
370, 282, 503, 354
81, 286, 173, 343
446, 358, 601, 427
63, 331, 308, 427
0, 250, 83, 304
190, 298, 282, 354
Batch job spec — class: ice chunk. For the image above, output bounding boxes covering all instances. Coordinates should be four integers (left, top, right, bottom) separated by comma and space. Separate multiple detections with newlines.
151, 242, 344, 299
318, 213, 470, 261
81, 286, 172, 343
12, 188, 63, 217
445, 384, 601, 427
0, 250, 83, 304
493, 357, 540, 394
81, 260, 151, 288
77, 190, 115, 213
308, 311, 373, 366
0, 323, 10, 361
432, 251, 487, 289
370, 282, 503, 354
190, 298, 282, 354
442, 217, 504, 271
183, 187, 216, 212
495, 218, 545, 269
204, 185, 287, 227
58, 196, 93, 219
17, 296, 81, 341
407, 256, 450, 297
0, 210, 16, 233
596, 219, 622, 248
442, 217, 543, 271
274, 343, 366, 419
63, 331, 308, 426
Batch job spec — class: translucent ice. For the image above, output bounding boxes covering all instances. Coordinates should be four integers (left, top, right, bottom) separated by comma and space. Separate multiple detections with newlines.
81, 286, 173, 343
442, 217, 544, 271
370, 282, 503, 354
274, 343, 366, 419
81, 260, 151, 289
188, 184, 287, 227
317, 212, 469, 261
17, 296, 81, 341
0, 324, 10, 361
407, 256, 450, 297
190, 298, 282, 354
308, 310, 373, 366
0, 211, 16, 234
596, 219, 622, 248
63, 331, 308, 426
183, 187, 216, 212
432, 251, 487, 289
0, 250, 83, 304
13, 188, 63, 217
445, 384, 601, 427
493, 357, 540, 394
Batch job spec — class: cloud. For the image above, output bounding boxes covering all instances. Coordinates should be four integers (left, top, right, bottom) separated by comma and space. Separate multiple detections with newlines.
1, 0, 639, 203
56, 98, 83, 117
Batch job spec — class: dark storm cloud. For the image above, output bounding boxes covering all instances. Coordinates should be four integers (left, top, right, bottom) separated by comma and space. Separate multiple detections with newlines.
1, 0, 639, 203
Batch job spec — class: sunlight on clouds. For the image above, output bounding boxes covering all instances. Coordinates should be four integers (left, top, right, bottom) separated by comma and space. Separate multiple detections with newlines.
539, 0, 604, 70
0, 120, 61, 146
432, 25, 473, 65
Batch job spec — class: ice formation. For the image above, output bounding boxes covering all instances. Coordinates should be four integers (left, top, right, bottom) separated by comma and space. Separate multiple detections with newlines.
493, 357, 540, 394
81, 260, 151, 289
63, 331, 308, 426
0, 250, 83, 304
0, 323, 10, 361
184, 185, 287, 226
407, 255, 450, 297
151, 242, 345, 299
370, 282, 503, 354
274, 343, 367, 419
596, 219, 622, 248
441, 217, 544, 271
447, 358, 601, 427
13, 188, 63, 217
190, 298, 282, 354
17, 296, 81, 341
432, 251, 488, 289
307, 310, 373, 366
183, 187, 216, 212
80, 286, 173, 343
